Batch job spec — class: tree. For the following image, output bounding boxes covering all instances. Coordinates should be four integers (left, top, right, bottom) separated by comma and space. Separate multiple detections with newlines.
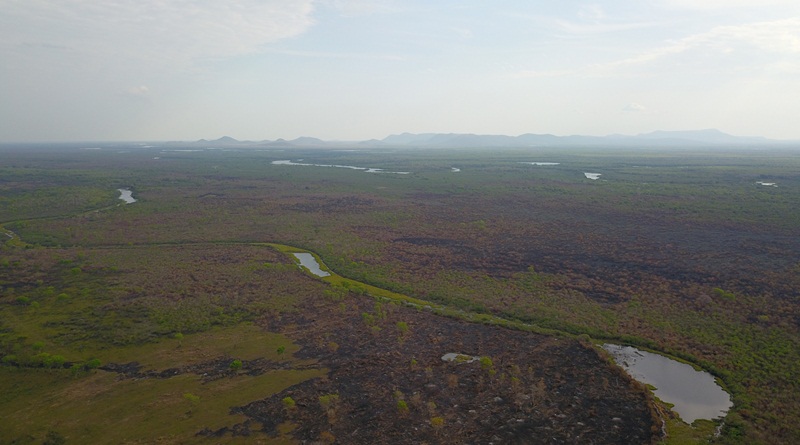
229, 359, 242, 371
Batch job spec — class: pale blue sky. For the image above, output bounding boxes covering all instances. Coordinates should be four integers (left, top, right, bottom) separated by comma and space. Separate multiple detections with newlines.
2, 0, 799, 141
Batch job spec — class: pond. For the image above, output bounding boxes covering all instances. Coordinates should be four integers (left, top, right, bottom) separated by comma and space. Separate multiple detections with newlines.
584, 172, 602, 180
602, 344, 732, 424
118, 188, 137, 204
292, 253, 330, 277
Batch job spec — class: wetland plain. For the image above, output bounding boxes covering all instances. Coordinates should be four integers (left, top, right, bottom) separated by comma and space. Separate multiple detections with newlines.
1, 142, 799, 444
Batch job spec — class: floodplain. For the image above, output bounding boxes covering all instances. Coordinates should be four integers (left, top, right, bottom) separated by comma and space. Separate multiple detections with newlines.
1, 142, 799, 444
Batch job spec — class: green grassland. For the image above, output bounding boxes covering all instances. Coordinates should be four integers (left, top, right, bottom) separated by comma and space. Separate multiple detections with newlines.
0, 325, 322, 444
1, 143, 799, 443
0, 240, 328, 443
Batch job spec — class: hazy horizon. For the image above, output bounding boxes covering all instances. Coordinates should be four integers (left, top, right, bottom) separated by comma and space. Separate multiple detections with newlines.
2, 128, 796, 146
3, 1, 800, 142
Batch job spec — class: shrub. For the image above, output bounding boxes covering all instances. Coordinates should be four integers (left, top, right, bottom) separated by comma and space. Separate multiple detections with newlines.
396, 399, 409, 415
427, 401, 437, 415
70, 363, 83, 376
319, 393, 339, 409
183, 393, 200, 404
712, 287, 735, 300
43, 354, 66, 369
396, 321, 409, 334
229, 359, 242, 371
282, 396, 296, 410
361, 312, 375, 326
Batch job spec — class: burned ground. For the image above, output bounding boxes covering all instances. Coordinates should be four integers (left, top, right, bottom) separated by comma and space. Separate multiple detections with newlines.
215, 293, 658, 444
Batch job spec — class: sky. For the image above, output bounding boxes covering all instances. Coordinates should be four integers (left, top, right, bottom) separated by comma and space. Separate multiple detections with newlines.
2, 0, 800, 142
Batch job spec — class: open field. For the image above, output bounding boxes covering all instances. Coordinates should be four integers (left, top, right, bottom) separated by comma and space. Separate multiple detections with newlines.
1, 142, 799, 443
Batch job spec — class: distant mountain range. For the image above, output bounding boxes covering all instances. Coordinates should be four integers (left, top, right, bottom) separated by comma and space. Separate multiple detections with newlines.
187, 129, 786, 148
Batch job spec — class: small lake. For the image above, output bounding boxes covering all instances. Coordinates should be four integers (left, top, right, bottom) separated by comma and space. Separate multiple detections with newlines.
603, 344, 731, 424
292, 253, 330, 277
584, 172, 602, 180
118, 188, 137, 204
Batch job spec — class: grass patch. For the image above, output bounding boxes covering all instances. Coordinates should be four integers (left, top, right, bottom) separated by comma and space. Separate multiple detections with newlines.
0, 366, 323, 444
90, 323, 303, 371
661, 418, 719, 444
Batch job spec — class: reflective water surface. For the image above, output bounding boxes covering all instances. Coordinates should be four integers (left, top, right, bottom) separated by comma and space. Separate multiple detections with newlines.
603, 344, 731, 423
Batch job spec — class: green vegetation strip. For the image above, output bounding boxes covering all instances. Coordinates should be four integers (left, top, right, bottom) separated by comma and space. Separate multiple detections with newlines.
272, 242, 563, 333
270, 242, 732, 444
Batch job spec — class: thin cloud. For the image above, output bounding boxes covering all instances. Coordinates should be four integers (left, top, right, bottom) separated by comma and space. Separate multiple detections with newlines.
578, 4, 608, 22
623, 103, 647, 112
450, 27, 473, 39
553, 19, 663, 35
3, 0, 316, 68
658, 0, 800, 11
509, 68, 578, 79
596, 18, 800, 71
324, 0, 400, 17
126, 85, 150, 96
513, 17, 800, 78
264, 48, 405, 61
